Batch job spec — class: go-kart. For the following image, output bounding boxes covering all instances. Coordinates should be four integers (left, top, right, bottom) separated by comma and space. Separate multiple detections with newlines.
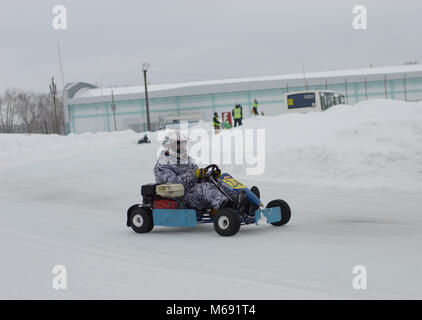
126, 165, 291, 237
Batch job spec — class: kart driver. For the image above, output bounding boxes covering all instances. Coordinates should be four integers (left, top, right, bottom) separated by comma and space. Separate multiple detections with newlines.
154, 130, 241, 212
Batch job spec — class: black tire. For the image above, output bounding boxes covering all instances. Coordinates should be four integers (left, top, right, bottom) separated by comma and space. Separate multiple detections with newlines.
129, 207, 154, 234
250, 186, 260, 199
127, 204, 141, 226
214, 208, 241, 237
246, 186, 261, 216
267, 200, 291, 227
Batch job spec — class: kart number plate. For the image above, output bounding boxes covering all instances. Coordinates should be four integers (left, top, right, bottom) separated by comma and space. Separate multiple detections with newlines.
221, 177, 246, 190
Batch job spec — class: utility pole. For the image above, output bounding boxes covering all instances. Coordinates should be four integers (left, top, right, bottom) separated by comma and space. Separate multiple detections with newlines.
49, 77, 59, 134
345, 78, 349, 104
364, 78, 368, 100
57, 43, 65, 89
142, 63, 151, 132
302, 59, 309, 90
384, 74, 388, 99
110, 90, 117, 131
403, 74, 408, 102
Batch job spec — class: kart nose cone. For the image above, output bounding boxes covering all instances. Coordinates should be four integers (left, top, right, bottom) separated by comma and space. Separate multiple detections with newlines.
255, 207, 282, 225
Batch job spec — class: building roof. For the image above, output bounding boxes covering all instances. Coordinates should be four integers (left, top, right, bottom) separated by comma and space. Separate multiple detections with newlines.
69, 64, 422, 102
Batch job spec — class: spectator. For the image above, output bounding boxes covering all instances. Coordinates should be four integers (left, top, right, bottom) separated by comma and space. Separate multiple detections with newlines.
232, 104, 243, 127
212, 112, 221, 134
252, 99, 259, 116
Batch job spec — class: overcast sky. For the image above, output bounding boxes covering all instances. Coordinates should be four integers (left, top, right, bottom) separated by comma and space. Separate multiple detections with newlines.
0, 0, 421, 93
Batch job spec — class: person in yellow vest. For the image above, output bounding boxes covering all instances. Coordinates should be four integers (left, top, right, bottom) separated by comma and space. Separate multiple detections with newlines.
252, 99, 259, 116
212, 112, 221, 134
232, 104, 243, 127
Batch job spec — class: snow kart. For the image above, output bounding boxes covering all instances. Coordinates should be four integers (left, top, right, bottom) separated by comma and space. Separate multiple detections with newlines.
138, 134, 151, 144
126, 165, 291, 237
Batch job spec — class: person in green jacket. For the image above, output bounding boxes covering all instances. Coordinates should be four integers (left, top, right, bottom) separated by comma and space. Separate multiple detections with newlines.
252, 99, 259, 116
212, 112, 221, 134
232, 104, 243, 127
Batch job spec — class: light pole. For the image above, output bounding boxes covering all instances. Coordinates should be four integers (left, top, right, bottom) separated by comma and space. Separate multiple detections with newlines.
110, 90, 117, 131
49, 77, 59, 134
142, 62, 151, 132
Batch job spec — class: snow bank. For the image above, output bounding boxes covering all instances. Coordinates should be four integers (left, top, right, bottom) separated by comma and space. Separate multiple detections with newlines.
1, 99, 422, 191
235, 99, 422, 191
0, 130, 140, 170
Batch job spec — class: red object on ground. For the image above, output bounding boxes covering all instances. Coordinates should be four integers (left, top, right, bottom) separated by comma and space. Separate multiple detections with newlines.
221, 112, 233, 127
154, 199, 178, 209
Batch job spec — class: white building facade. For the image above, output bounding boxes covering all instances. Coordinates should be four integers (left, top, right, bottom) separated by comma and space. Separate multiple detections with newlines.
64, 64, 422, 134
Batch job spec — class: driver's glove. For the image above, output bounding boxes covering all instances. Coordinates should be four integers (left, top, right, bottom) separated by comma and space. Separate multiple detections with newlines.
195, 169, 206, 180
212, 169, 222, 179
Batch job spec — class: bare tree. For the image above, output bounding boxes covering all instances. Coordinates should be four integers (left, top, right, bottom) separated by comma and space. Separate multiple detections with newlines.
2, 89, 18, 133
0, 94, 4, 132
15, 91, 33, 134
0, 88, 65, 134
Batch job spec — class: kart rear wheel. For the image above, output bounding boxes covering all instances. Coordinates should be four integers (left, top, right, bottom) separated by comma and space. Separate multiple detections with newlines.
267, 200, 291, 227
127, 204, 141, 226
129, 207, 154, 234
214, 208, 241, 237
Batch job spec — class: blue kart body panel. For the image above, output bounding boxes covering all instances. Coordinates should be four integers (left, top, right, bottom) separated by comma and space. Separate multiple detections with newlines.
219, 173, 263, 207
150, 174, 282, 227
152, 207, 281, 227
254, 207, 281, 224
153, 209, 197, 227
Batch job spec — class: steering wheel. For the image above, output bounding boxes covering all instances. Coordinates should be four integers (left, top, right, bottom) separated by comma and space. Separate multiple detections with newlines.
202, 164, 221, 180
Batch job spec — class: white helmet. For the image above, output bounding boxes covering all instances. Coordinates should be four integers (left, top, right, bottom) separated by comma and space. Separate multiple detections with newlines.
162, 130, 188, 160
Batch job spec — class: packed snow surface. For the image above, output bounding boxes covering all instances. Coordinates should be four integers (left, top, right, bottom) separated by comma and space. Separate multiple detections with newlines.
0, 99, 421, 299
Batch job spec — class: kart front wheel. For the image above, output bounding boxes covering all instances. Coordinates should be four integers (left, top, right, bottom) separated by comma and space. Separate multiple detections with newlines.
267, 200, 291, 227
250, 186, 260, 199
214, 208, 241, 237
247, 186, 261, 214
129, 208, 154, 234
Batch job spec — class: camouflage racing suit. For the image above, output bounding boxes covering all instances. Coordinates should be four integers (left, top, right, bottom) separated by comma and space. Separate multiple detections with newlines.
154, 152, 227, 209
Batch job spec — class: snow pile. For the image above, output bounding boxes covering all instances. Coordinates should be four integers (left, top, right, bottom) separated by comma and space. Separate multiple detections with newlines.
0, 130, 140, 170
227, 99, 422, 191
1, 99, 422, 191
